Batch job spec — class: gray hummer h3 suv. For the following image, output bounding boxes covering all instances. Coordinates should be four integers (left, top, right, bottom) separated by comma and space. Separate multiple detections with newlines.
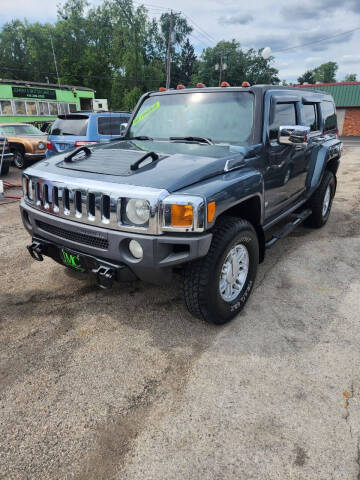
20, 84, 342, 324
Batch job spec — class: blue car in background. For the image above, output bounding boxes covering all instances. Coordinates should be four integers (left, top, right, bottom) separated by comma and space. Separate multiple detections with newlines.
46, 111, 131, 157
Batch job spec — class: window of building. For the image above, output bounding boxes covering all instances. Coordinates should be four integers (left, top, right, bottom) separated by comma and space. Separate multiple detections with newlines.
39, 102, 50, 116
269, 102, 297, 140
0, 100, 13, 115
69, 103, 77, 113
26, 101, 38, 116
49, 102, 59, 115
321, 101, 337, 132
59, 103, 69, 115
14, 100, 26, 115
302, 103, 319, 131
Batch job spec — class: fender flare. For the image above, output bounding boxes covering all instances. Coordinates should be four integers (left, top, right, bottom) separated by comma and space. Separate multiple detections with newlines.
306, 139, 341, 194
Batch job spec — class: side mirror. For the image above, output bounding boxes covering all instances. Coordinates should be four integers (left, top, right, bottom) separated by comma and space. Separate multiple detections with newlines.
278, 125, 310, 146
120, 123, 128, 136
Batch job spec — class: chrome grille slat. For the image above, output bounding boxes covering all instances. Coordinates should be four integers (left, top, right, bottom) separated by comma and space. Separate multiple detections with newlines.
23, 173, 169, 235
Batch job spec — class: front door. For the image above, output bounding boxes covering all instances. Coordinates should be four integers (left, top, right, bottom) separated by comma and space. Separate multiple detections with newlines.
264, 101, 309, 218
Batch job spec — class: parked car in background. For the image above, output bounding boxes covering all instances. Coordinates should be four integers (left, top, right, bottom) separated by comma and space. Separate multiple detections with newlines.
0, 123, 47, 169
46, 111, 131, 157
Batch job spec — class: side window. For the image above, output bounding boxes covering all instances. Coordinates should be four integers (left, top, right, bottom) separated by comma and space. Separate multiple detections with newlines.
302, 103, 319, 131
269, 102, 297, 140
98, 116, 122, 135
321, 101, 337, 132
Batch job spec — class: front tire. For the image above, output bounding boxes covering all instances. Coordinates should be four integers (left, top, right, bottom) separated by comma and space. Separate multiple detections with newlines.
305, 170, 336, 228
183, 217, 259, 324
13, 151, 27, 169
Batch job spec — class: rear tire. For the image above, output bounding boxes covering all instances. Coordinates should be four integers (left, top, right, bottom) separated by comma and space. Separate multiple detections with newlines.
305, 170, 336, 228
13, 151, 27, 169
183, 217, 259, 324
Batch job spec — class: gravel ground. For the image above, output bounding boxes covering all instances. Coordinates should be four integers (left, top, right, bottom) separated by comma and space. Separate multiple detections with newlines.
0, 149, 360, 480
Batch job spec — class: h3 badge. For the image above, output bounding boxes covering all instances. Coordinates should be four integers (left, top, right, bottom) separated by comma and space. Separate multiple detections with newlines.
61, 250, 86, 272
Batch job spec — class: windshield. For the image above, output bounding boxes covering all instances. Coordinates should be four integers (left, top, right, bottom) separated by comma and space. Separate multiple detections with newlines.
0, 124, 44, 136
50, 116, 89, 136
128, 91, 254, 144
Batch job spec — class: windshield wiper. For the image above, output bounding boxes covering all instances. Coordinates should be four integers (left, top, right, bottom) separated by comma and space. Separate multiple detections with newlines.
128, 135, 153, 141
169, 136, 214, 145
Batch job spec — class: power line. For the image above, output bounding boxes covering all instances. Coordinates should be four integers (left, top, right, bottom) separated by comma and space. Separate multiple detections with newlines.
183, 13, 218, 45
273, 26, 360, 53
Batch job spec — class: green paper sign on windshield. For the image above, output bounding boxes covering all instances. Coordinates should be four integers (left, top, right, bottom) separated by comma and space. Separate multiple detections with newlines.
133, 101, 160, 126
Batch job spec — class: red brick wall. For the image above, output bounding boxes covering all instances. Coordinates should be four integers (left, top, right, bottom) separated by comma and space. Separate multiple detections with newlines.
343, 108, 360, 136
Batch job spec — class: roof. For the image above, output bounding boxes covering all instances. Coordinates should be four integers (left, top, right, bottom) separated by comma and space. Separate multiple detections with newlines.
0, 78, 94, 92
296, 82, 360, 107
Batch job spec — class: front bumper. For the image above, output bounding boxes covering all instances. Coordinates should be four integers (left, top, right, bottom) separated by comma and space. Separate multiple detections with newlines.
20, 199, 213, 284
25, 153, 46, 161
1, 152, 14, 164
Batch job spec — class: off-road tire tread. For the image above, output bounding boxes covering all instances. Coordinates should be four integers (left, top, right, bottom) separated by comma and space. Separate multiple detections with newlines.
306, 170, 335, 228
183, 216, 256, 322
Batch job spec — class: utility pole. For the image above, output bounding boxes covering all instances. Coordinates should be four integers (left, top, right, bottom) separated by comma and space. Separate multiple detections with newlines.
166, 11, 174, 89
215, 51, 227, 86
50, 35, 60, 86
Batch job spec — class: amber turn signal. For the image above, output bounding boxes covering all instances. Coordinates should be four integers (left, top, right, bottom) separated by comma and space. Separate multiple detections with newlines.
171, 204, 193, 227
207, 201, 216, 223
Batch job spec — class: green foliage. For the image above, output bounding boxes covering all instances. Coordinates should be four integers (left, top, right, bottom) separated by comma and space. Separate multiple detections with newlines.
343, 73, 357, 81
192, 40, 279, 87
0, 1, 280, 108
313, 62, 338, 83
297, 70, 316, 85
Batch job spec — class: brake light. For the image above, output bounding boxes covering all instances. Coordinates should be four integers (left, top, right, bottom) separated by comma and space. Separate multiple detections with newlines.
46, 140, 53, 150
74, 141, 99, 147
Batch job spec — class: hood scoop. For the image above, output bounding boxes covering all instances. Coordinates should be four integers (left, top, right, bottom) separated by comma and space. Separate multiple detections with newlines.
57, 148, 166, 176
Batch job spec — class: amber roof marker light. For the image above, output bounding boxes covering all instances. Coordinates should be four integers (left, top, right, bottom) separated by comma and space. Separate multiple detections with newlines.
242, 81, 251, 87
221, 81, 230, 87
176, 84, 185, 89
196, 83, 206, 88
159, 87, 166, 92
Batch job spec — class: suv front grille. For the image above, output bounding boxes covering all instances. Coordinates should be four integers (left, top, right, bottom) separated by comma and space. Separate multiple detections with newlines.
36, 220, 109, 249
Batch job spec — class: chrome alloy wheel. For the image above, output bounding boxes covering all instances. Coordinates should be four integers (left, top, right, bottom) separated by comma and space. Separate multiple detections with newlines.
322, 185, 331, 217
219, 243, 249, 302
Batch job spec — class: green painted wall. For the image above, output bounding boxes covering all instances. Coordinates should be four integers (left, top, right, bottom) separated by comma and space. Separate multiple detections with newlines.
0, 83, 95, 123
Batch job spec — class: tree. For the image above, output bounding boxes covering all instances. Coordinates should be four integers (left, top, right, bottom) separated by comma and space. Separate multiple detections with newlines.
297, 70, 315, 84
313, 62, 338, 83
192, 40, 279, 87
343, 73, 357, 81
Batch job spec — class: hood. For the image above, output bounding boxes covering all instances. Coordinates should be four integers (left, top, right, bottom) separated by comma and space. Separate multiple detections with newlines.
28, 139, 249, 193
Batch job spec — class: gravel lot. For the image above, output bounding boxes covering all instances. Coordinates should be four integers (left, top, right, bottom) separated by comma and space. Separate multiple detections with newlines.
1, 148, 360, 479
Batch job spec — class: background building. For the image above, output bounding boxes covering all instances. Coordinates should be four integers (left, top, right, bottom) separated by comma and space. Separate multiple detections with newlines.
297, 82, 360, 136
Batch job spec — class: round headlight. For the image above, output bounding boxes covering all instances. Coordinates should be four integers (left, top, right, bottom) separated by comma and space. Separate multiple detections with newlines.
126, 199, 150, 225
38, 141, 45, 149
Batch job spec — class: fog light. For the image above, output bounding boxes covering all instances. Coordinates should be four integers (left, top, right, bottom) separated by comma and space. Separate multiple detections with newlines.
129, 240, 143, 259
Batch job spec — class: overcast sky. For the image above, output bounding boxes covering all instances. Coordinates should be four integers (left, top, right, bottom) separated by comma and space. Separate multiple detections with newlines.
1, 0, 360, 83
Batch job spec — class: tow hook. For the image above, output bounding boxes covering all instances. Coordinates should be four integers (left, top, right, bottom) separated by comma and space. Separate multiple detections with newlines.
92, 266, 115, 289
27, 241, 44, 261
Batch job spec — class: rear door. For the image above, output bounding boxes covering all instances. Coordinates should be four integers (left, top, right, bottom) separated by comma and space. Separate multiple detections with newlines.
49, 115, 89, 154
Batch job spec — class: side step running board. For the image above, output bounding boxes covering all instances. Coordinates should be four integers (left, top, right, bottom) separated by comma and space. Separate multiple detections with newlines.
265, 209, 312, 248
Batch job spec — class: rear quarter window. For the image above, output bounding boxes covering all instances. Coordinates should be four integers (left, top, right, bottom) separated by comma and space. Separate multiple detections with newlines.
97, 116, 126, 135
